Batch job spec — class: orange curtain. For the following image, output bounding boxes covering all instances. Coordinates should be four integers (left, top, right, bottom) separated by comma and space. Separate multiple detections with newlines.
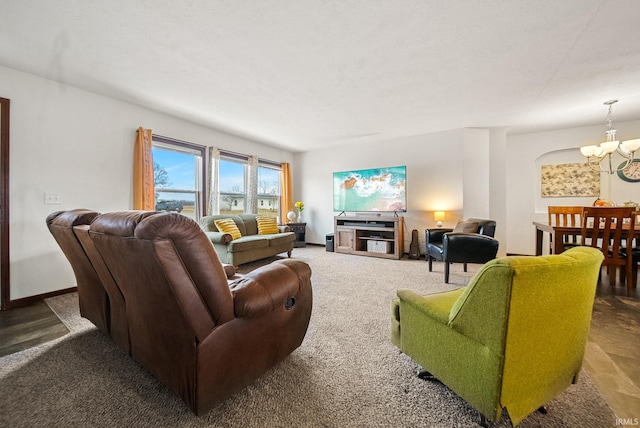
133, 127, 155, 210
280, 162, 293, 222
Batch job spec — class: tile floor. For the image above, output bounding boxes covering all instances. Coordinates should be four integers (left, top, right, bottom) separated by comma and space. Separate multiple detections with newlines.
583, 280, 640, 421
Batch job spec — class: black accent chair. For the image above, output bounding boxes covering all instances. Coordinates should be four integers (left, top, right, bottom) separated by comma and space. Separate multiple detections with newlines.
426, 218, 499, 283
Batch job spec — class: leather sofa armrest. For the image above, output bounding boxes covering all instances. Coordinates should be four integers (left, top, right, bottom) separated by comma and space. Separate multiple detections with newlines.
426, 228, 453, 244
221, 263, 237, 279
279, 225, 291, 233
204, 231, 233, 245
229, 259, 310, 318
443, 233, 499, 262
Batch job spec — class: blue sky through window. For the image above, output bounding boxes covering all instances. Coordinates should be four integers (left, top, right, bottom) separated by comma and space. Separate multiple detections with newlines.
153, 147, 280, 204
152, 148, 194, 190
152, 147, 198, 203
219, 159, 245, 193
258, 167, 279, 194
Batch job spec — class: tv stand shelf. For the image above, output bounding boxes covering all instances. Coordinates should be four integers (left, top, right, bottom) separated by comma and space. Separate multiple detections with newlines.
334, 216, 404, 260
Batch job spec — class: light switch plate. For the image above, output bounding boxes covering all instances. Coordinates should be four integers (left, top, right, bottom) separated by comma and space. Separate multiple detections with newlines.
44, 192, 61, 205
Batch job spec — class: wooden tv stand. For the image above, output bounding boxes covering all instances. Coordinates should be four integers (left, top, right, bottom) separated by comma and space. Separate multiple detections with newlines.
334, 216, 404, 260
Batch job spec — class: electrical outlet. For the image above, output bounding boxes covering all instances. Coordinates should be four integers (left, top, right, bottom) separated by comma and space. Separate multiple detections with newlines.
44, 192, 62, 205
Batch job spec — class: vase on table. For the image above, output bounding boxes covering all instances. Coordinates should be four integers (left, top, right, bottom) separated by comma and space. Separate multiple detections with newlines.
297, 212, 303, 223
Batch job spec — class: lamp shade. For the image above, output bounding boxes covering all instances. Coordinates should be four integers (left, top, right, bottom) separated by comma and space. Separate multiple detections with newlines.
621, 138, 640, 153
600, 140, 619, 154
434, 211, 445, 227
580, 145, 597, 157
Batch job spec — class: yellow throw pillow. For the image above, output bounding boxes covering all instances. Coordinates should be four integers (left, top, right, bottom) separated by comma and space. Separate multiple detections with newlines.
214, 218, 242, 240
256, 216, 279, 235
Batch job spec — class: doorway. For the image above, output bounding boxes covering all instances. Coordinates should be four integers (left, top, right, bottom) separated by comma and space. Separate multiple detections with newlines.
1, 97, 10, 310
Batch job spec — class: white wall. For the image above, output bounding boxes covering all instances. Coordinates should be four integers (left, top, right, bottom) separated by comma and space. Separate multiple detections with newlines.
489, 128, 508, 257
461, 127, 511, 257
0, 66, 293, 301
506, 119, 640, 256
462, 128, 491, 219
294, 129, 475, 254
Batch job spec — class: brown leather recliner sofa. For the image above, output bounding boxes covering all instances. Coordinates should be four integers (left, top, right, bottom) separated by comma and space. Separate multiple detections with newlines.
46, 209, 131, 352
47, 209, 237, 355
47, 210, 313, 415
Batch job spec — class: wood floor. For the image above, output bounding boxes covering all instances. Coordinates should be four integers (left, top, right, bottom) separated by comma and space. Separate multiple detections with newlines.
0, 277, 638, 420
0, 300, 69, 358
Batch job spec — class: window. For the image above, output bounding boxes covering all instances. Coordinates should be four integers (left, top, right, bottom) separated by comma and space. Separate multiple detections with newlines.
152, 136, 206, 221
149, 140, 281, 220
215, 151, 281, 219
257, 163, 281, 217
218, 156, 246, 215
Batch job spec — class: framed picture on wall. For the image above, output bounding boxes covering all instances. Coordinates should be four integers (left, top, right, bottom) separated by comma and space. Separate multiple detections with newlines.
541, 163, 600, 197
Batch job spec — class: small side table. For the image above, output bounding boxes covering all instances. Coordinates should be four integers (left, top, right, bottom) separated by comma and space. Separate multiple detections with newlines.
287, 222, 306, 247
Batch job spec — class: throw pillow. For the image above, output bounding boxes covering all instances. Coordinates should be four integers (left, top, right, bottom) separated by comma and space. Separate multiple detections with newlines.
214, 218, 242, 240
453, 221, 479, 234
256, 216, 279, 235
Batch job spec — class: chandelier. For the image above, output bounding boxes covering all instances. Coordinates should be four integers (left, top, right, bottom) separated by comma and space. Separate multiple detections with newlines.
579, 100, 640, 174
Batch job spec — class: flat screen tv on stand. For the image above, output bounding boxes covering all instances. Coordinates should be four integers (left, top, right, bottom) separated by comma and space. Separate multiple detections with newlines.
333, 165, 407, 215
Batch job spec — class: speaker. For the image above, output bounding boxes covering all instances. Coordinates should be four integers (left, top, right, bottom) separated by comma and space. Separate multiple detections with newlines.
326, 233, 334, 252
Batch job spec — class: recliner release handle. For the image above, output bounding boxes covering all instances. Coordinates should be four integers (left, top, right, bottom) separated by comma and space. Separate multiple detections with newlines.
285, 297, 296, 310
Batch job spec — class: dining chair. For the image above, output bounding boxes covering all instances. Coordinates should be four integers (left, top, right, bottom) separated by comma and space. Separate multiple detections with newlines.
581, 206, 636, 295
547, 206, 583, 253
632, 211, 639, 292
620, 210, 640, 292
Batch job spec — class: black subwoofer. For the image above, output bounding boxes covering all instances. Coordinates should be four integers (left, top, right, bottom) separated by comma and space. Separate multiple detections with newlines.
326, 233, 334, 252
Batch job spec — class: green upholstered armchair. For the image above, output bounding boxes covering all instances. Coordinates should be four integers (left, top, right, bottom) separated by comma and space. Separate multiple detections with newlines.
391, 246, 604, 426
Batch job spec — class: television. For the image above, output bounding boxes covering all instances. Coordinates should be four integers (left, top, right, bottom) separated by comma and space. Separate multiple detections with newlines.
333, 165, 407, 213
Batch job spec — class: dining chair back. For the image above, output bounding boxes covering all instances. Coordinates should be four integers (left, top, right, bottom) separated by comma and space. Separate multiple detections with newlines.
634, 210, 640, 286
581, 206, 636, 294
548, 206, 583, 227
548, 206, 583, 252
621, 210, 640, 293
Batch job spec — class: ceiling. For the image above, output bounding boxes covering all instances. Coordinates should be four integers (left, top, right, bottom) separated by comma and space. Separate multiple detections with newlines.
2, 0, 640, 152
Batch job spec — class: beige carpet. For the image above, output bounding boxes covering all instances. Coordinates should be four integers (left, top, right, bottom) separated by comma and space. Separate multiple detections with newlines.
0, 246, 616, 427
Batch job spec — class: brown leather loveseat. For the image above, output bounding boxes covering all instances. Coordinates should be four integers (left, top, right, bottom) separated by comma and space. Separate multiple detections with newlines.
47, 209, 313, 415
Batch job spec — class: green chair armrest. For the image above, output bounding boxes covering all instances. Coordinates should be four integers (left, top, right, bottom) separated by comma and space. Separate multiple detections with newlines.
396, 288, 464, 324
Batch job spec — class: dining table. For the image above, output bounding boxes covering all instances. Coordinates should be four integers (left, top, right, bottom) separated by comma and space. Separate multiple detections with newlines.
533, 221, 640, 256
